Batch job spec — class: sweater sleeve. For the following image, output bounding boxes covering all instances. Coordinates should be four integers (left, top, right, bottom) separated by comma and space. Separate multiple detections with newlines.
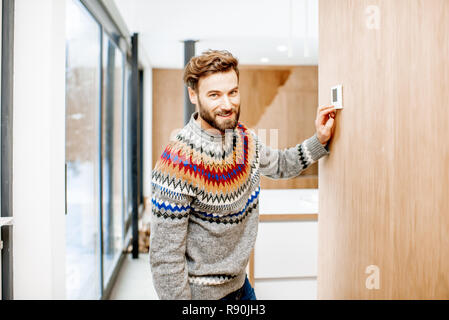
149, 143, 195, 300
258, 133, 330, 179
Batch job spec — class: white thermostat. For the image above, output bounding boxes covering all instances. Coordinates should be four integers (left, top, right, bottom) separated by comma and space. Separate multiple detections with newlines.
331, 85, 343, 109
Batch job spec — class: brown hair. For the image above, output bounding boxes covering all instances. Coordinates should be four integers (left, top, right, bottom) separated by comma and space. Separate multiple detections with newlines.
183, 49, 239, 91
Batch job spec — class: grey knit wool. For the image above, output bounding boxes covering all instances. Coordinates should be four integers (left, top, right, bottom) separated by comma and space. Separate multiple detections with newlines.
150, 112, 329, 300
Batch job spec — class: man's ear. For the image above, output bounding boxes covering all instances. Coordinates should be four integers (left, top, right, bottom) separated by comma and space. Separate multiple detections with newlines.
188, 87, 198, 105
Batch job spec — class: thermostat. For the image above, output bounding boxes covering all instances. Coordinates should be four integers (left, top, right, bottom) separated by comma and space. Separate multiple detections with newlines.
331, 85, 343, 109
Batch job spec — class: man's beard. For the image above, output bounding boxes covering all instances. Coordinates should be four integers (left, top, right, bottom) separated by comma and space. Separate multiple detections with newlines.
198, 98, 240, 132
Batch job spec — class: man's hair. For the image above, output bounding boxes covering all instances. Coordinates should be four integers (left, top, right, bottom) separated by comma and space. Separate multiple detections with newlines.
183, 49, 239, 91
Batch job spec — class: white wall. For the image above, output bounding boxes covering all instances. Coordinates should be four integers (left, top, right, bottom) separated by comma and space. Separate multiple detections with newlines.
13, 0, 66, 299
11, 0, 152, 299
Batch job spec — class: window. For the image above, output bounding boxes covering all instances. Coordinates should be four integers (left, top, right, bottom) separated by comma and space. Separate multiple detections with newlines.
101, 33, 125, 283
65, 0, 102, 299
123, 62, 133, 227
65, 0, 138, 299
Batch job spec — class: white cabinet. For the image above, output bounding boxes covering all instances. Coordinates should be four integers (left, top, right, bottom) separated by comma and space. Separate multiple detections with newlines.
253, 189, 318, 300
255, 278, 317, 300
259, 189, 318, 215
255, 221, 318, 279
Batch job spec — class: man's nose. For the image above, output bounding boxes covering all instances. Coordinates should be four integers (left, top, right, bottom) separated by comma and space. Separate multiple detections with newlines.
220, 96, 232, 110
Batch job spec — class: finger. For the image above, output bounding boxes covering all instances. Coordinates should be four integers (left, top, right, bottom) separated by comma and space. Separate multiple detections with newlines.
322, 117, 335, 131
320, 106, 336, 115
319, 108, 336, 123
325, 117, 334, 128
320, 110, 336, 120
318, 105, 336, 112
318, 106, 336, 117
318, 104, 335, 110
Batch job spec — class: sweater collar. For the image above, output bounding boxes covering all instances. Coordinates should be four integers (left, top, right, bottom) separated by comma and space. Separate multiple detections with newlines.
188, 111, 237, 143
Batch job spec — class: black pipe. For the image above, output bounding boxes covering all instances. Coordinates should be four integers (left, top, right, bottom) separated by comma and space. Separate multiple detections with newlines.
131, 33, 140, 259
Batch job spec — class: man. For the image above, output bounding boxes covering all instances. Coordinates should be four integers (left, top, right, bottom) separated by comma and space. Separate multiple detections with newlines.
150, 50, 336, 300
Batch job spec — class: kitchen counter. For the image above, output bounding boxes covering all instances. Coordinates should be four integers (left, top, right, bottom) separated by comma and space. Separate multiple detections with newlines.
259, 189, 318, 215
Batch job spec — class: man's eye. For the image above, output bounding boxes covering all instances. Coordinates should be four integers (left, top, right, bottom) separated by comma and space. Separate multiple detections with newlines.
230, 90, 238, 95
210, 94, 218, 98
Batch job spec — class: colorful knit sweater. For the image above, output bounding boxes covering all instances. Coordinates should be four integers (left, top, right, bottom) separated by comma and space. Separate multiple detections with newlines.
150, 112, 330, 300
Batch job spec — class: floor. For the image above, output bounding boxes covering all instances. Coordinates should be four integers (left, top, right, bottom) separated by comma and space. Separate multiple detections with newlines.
108, 253, 158, 300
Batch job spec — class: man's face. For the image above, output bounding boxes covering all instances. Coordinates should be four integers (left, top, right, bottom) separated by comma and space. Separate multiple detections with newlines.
189, 70, 240, 132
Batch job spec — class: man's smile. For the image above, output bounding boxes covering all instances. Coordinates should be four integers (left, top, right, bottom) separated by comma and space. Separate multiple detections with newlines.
217, 111, 234, 119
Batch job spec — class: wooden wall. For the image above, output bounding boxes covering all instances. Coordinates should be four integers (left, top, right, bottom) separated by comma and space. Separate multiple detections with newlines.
318, 0, 449, 299
152, 66, 318, 189
152, 68, 185, 172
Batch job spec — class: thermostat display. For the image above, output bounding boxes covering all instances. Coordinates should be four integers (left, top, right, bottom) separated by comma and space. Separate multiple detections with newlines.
331, 85, 343, 109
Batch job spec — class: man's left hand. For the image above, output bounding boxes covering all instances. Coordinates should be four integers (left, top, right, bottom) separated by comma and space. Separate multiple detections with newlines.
315, 105, 337, 145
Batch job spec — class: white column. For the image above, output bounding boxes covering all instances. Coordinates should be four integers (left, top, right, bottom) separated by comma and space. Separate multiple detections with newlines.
13, 0, 66, 299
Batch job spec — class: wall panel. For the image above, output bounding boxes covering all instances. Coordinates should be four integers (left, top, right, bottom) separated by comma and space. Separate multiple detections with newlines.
152, 68, 185, 169
318, 0, 449, 299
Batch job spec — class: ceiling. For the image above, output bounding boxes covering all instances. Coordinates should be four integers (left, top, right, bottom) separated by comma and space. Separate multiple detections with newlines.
113, 0, 319, 68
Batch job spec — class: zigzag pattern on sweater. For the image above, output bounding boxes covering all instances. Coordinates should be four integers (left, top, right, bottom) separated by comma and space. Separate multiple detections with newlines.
151, 193, 259, 224
176, 132, 237, 160
152, 198, 191, 213
298, 144, 310, 168
193, 186, 260, 214
188, 274, 238, 286
152, 122, 262, 224
166, 127, 247, 167
191, 200, 259, 225
196, 178, 252, 204
151, 173, 198, 197
192, 187, 260, 219
153, 152, 252, 195
152, 184, 194, 202
159, 144, 250, 181
190, 198, 259, 225
152, 206, 190, 220
194, 144, 260, 205
153, 168, 258, 203
153, 123, 256, 195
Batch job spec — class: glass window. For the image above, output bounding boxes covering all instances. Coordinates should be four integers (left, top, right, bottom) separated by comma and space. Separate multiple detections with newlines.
101, 34, 125, 283
65, 0, 102, 300
123, 63, 133, 227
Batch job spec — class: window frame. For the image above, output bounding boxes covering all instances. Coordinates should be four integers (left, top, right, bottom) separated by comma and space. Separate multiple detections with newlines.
1, 0, 15, 301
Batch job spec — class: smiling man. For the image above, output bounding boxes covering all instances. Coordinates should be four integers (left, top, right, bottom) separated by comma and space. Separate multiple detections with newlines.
150, 50, 336, 300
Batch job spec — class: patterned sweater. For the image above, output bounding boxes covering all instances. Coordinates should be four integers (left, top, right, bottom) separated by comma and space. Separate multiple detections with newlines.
150, 112, 330, 300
